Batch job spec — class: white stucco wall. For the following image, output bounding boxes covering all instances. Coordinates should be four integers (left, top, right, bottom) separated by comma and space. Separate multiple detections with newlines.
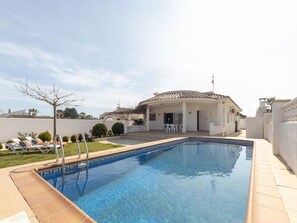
246, 117, 264, 138
267, 123, 273, 142
0, 118, 121, 142
263, 113, 272, 141
279, 122, 297, 174
239, 118, 246, 129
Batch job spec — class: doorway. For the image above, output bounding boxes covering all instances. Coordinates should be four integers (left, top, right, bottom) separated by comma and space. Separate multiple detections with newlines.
164, 113, 173, 124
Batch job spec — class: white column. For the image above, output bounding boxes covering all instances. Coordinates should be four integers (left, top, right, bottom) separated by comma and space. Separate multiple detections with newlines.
146, 106, 150, 131
182, 102, 187, 133
217, 102, 222, 126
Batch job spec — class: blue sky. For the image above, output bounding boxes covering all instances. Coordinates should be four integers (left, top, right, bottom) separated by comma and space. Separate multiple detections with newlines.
0, 0, 296, 117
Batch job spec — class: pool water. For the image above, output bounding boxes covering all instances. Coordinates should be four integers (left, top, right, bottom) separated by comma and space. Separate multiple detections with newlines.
42, 140, 253, 223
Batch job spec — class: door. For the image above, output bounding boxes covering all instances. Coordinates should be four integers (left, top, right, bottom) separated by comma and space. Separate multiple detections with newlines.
197, 111, 200, 131
164, 113, 173, 124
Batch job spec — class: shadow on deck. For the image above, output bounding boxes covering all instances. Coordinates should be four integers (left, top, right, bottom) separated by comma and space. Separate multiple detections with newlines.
122, 130, 210, 142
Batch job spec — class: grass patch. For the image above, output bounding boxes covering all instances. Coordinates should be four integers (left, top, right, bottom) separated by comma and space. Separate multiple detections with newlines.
0, 142, 123, 169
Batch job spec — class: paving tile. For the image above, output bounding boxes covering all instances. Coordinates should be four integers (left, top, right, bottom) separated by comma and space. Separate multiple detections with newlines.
287, 210, 297, 223
282, 196, 297, 212
254, 184, 281, 198
19, 183, 53, 197
278, 186, 297, 199
31, 195, 71, 221
254, 177, 276, 187
253, 193, 287, 212
40, 205, 87, 223
251, 203, 290, 223
275, 178, 297, 189
254, 172, 275, 180
11, 175, 41, 188
273, 170, 297, 181
26, 189, 60, 207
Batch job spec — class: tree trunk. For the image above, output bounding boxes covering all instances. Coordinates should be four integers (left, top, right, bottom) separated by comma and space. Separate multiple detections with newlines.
53, 104, 57, 145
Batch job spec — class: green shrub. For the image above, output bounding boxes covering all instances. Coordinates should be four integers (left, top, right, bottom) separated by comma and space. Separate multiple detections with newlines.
70, 134, 77, 143
18, 136, 26, 141
107, 130, 113, 137
62, 136, 69, 142
112, 122, 124, 135
38, 130, 52, 142
77, 133, 93, 142
0, 143, 2, 150
84, 133, 93, 142
5, 140, 13, 149
91, 123, 107, 137
78, 134, 83, 142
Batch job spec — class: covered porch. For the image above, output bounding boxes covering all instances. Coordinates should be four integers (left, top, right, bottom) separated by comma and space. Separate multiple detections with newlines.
139, 91, 242, 136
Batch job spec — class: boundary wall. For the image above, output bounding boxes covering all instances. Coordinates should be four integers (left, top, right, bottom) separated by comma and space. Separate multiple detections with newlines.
0, 118, 121, 142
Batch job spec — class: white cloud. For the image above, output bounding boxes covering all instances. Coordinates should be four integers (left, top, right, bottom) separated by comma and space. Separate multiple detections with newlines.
0, 42, 144, 115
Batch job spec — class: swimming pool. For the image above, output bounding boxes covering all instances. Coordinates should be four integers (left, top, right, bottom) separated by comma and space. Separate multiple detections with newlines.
41, 139, 253, 223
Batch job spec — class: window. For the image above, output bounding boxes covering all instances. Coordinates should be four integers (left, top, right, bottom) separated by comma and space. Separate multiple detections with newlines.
149, 113, 156, 121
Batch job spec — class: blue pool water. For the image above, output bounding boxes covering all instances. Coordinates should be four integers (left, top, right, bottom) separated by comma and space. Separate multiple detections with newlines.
41, 140, 253, 223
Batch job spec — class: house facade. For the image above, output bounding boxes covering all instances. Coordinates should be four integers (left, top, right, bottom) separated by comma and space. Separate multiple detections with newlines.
139, 90, 242, 136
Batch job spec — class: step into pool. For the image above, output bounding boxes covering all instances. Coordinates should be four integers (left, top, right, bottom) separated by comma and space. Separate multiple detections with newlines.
40, 139, 253, 223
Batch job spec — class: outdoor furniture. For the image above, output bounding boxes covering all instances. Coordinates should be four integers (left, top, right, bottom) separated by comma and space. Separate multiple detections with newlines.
0, 211, 30, 223
6, 143, 22, 155
170, 124, 177, 133
10, 137, 55, 154
26, 136, 60, 153
164, 124, 170, 132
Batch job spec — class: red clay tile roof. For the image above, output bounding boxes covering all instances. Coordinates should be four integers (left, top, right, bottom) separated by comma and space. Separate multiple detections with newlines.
140, 90, 229, 104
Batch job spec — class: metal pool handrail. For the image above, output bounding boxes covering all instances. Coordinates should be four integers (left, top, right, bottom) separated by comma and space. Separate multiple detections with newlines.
54, 134, 65, 172
76, 133, 89, 163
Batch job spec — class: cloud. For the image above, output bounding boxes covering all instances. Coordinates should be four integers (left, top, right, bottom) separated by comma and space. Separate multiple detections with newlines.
0, 42, 144, 115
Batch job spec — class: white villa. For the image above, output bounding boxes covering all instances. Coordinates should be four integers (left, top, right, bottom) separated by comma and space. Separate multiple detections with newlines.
139, 90, 242, 136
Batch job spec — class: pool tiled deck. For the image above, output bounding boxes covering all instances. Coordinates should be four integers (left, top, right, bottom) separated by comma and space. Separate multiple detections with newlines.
1, 133, 297, 222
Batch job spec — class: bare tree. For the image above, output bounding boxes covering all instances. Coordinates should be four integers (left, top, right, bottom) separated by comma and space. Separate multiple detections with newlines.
16, 78, 83, 146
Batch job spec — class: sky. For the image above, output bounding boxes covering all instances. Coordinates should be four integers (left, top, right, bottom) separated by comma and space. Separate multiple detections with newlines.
0, 0, 296, 117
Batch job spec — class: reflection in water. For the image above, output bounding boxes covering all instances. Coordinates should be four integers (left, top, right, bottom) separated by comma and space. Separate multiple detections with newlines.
44, 142, 248, 202
139, 142, 242, 177
245, 147, 253, 160
49, 165, 89, 199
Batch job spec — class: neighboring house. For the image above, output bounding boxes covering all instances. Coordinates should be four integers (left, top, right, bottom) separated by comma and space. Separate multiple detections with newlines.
100, 107, 144, 125
139, 90, 242, 136
0, 109, 34, 118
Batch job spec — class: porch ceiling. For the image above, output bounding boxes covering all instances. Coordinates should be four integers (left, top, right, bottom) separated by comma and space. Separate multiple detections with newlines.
146, 99, 218, 109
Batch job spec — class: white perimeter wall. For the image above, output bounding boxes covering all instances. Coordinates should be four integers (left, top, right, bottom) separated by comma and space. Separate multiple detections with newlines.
239, 118, 246, 129
279, 123, 297, 174
0, 118, 121, 142
246, 117, 264, 138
